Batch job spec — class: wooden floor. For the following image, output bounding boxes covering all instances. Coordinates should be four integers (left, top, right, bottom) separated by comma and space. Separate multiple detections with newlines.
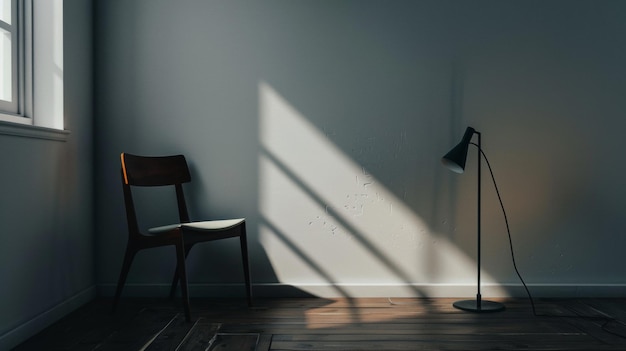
13, 297, 626, 350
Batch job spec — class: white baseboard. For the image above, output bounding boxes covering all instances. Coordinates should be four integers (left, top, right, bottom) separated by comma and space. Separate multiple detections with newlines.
97, 283, 626, 299
0, 286, 96, 350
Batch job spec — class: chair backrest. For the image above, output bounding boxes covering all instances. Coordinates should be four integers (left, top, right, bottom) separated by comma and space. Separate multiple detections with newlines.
120, 153, 192, 236
121, 153, 191, 186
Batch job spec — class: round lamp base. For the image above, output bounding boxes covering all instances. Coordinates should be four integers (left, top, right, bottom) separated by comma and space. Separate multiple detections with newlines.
453, 299, 505, 313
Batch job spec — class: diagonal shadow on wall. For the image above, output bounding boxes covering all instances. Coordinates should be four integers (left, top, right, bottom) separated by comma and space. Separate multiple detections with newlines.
257, 81, 504, 301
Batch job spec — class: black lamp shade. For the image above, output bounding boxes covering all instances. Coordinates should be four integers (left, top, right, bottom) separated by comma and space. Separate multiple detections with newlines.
441, 127, 476, 174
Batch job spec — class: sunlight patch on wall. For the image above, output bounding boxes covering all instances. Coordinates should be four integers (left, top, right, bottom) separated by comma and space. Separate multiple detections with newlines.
258, 81, 505, 297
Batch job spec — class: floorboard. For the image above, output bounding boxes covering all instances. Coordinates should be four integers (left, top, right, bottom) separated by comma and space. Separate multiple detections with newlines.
12, 297, 626, 351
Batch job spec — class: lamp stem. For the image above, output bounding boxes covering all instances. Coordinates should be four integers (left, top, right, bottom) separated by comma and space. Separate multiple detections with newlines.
476, 131, 482, 307
450, 128, 504, 313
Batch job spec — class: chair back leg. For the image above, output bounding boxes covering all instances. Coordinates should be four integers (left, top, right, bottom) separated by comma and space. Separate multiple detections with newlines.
169, 244, 194, 299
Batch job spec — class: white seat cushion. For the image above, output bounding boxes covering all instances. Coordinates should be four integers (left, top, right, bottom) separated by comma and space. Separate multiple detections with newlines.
148, 218, 245, 234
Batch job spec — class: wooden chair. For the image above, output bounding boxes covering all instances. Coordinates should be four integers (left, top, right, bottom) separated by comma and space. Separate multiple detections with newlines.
112, 153, 252, 321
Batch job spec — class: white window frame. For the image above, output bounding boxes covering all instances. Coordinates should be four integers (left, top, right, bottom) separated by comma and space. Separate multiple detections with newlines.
0, 0, 30, 124
0, 0, 66, 140
0, 0, 19, 114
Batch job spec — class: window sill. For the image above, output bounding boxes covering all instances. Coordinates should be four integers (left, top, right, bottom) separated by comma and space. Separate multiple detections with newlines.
0, 120, 70, 141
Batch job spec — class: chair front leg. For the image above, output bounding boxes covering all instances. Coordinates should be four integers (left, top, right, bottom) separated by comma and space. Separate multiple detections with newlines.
175, 240, 192, 322
240, 225, 252, 307
112, 245, 137, 313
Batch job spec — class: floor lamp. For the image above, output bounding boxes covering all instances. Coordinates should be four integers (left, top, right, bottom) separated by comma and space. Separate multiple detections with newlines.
441, 126, 505, 313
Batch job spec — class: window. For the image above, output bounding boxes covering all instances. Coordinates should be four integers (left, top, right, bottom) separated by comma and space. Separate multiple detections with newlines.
0, 0, 29, 123
0, 0, 65, 138
0, 0, 18, 113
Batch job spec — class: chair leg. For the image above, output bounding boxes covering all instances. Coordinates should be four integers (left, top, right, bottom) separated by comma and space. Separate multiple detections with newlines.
240, 226, 252, 307
168, 271, 178, 299
169, 244, 193, 299
175, 241, 192, 322
112, 245, 137, 313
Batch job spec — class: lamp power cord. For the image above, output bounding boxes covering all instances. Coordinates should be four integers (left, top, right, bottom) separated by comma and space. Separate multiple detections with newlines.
478, 145, 626, 339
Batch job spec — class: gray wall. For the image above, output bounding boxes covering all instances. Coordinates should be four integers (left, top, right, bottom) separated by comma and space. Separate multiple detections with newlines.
0, 0, 94, 349
95, 0, 626, 298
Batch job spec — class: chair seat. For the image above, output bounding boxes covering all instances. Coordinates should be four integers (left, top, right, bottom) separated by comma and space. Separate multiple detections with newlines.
148, 218, 245, 234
